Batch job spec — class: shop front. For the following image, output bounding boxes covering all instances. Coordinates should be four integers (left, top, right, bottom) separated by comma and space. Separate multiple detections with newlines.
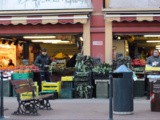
103, 0, 160, 101
0, 0, 92, 67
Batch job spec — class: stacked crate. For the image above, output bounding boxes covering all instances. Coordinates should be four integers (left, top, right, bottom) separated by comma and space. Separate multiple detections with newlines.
74, 72, 93, 98
41, 81, 61, 97
20, 82, 39, 100
60, 76, 74, 99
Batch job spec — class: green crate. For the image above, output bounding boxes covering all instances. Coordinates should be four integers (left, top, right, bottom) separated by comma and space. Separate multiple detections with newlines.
12, 73, 33, 80
134, 81, 145, 97
39, 90, 58, 99
0, 80, 11, 97
60, 89, 73, 99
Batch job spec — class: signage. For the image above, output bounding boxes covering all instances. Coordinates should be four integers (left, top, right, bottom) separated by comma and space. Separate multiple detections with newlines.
110, 0, 160, 9
0, 0, 92, 10
93, 41, 103, 46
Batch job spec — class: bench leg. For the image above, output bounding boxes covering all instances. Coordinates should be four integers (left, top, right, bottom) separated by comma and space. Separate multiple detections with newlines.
13, 101, 39, 115
38, 99, 52, 110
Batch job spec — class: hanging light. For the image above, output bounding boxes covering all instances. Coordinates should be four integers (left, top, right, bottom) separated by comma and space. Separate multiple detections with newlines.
8, 41, 13, 45
2, 40, 6, 44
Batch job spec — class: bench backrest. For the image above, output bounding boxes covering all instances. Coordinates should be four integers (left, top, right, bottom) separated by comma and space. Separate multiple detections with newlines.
10, 79, 35, 94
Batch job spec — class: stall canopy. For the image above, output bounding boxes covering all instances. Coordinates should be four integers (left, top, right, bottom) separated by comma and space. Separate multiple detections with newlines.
0, 0, 92, 25
0, 15, 88, 25
105, 14, 160, 22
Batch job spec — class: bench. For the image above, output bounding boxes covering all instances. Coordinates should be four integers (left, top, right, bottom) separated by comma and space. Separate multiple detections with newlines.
10, 79, 54, 115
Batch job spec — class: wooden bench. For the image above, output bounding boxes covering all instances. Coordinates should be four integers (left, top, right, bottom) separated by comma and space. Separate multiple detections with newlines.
10, 79, 54, 115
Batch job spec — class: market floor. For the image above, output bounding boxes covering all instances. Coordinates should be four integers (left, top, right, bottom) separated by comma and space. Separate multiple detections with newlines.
1, 97, 160, 120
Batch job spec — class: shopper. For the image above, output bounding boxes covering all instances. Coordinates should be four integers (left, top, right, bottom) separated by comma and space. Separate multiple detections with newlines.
34, 48, 52, 82
8, 59, 15, 66
146, 49, 160, 67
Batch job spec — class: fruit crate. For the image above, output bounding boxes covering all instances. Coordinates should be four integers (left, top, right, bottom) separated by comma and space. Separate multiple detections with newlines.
12, 72, 33, 80
20, 82, 39, 100
61, 81, 73, 90
74, 81, 93, 98
61, 76, 73, 82
95, 80, 109, 98
134, 81, 145, 97
39, 90, 58, 99
60, 89, 73, 99
41, 81, 61, 96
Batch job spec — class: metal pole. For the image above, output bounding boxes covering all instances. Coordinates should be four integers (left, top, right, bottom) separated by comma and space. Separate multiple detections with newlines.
108, 72, 113, 120
0, 71, 4, 119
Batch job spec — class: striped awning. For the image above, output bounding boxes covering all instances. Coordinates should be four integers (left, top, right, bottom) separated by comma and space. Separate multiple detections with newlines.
105, 14, 160, 22
0, 15, 88, 25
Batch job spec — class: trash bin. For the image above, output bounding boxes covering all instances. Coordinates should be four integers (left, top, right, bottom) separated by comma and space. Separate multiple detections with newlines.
147, 75, 160, 112
113, 65, 134, 115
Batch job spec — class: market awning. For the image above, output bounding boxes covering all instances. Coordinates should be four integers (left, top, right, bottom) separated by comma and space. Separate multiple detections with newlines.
0, 15, 88, 25
105, 14, 160, 22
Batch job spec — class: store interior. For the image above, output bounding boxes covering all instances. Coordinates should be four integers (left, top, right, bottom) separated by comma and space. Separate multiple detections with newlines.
0, 34, 83, 68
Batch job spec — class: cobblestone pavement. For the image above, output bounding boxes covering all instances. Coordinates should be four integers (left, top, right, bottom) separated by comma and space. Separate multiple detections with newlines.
1, 97, 159, 120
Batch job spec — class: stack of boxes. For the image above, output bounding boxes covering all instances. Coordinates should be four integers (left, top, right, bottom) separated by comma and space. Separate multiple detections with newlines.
20, 82, 39, 100
60, 76, 74, 99
40, 81, 61, 99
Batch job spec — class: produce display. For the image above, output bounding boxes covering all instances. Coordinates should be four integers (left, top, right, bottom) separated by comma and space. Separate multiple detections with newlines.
92, 63, 112, 75
132, 59, 146, 66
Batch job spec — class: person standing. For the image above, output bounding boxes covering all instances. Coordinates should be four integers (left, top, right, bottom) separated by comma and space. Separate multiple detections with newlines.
146, 49, 160, 67
8, 59, 15, 67
34, 48, 52, 82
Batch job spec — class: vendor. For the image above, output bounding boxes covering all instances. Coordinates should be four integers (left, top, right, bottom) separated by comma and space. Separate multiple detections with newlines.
8, 59, 15, 67
34, 48, 52, 82
146, 49, 160, 67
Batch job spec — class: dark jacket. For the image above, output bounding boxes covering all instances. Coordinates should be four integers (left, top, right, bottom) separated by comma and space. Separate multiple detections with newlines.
146, 56, 160, 66
34, 54, 52, 71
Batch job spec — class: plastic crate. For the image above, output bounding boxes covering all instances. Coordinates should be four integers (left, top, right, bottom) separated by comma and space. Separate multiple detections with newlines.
39, 90, 57, 99
95, 80, 109, 98
0, 80, 11, 97
20, 82, 39, 100
42, 81, 61, 96
61, 81, 73, 89
12, 73, 33, 80
74, 81, 93, 98
60, 89, 73, 99
61, 76, 73, 82
134, 81, 145, 97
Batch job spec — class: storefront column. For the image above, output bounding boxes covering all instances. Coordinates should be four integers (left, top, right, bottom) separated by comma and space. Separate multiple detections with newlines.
83, 20, 91, 56
105, 0, 110, 8
105, 20, 113, 64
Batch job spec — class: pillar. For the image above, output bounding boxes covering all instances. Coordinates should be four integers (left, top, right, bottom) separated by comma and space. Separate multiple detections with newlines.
105, 20, 113, 64
83, 20, 91, 56
105, 0, 110, 8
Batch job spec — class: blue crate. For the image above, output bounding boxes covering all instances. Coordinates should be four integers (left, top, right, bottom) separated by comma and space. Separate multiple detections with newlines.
60, 89, 73, 99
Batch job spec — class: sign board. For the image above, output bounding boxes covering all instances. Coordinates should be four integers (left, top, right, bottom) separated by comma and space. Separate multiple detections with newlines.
109, 0, 160, 9
0, 0, 92, 10
93, 41, 103, 46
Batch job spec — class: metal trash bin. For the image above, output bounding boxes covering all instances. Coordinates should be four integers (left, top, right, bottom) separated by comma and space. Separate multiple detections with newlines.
147, 75, 160, 112
113, 65, 134, 115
